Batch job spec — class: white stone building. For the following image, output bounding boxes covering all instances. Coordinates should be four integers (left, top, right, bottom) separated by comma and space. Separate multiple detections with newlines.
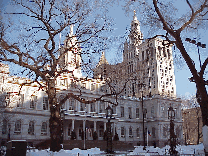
0, 13, 183, 148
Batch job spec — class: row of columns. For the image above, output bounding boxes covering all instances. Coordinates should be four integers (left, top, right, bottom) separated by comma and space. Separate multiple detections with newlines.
67, 119, 116, 137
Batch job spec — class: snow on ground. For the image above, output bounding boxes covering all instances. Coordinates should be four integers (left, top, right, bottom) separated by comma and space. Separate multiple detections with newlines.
26, 144, 205, 156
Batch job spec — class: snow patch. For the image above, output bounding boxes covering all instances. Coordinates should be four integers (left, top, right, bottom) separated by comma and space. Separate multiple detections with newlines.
203, 125, 208, 153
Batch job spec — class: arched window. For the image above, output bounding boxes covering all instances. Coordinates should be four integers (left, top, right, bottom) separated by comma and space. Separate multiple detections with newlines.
99, 102, 105, 113
30, 95, 37, 109
59, 94, 65, 109
69, 98, 75, 110
90, 103, 95, 112
136, 128, 140, 138
14, 120, 21, 134
41, 122, 47, 135
28, 121, 34, 135
43, 97, 48, 110
121, 127, 125, 137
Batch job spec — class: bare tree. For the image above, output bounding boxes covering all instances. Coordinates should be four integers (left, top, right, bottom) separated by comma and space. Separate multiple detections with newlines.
123, 0, 208, 153
0, 0, 121, 152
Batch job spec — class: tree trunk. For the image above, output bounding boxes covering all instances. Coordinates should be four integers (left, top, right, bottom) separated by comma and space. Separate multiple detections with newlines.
48, 79, 62, 152
174, 33, 208, 154
197, 117, 200, 144
197, 82, 208, 155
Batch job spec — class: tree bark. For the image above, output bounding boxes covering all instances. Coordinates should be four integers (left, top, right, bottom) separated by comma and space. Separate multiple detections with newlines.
47, 79, 62, 152
174, 32, 208, 154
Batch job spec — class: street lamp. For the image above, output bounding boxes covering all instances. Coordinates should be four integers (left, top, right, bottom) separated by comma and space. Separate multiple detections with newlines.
7, 124, 11, 141
106, 105, 113, 154
185, 38, 206, 68
168, 105, 178, 155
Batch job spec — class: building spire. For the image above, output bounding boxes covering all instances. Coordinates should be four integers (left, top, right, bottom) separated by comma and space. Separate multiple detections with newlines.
70, 25, 73, 36
96, 51, 109, 67
133, 10, 138, 21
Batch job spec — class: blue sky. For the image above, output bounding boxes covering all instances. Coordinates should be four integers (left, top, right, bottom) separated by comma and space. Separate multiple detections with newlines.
1, 0, 207, 97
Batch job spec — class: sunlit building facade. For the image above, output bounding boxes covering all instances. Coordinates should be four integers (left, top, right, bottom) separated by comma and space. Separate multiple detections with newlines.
0, 13, 183, 148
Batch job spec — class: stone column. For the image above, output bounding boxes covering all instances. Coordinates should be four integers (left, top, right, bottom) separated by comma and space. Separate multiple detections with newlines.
113, 123, 115, 136
94, 121, 97, 132
104, 122, 106, 131
83, 120, 86, 132
72, 119, 75, 130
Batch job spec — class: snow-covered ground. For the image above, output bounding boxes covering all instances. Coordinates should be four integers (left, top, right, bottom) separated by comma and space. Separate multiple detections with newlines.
26, 144, 205, 156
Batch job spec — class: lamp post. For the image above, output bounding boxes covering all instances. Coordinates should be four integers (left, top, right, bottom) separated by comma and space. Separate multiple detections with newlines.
168, 105, 178, 155
106, 105, 113, 154
7, 124, 11, 141
137, 82, 146, 150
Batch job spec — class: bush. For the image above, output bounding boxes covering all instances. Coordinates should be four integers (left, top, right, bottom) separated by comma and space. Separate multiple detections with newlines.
35, 139, 51, 150
103, 130, 107, 141
93, 131, 98, 140
113, 132, 119, 141
71, 130, 76, 140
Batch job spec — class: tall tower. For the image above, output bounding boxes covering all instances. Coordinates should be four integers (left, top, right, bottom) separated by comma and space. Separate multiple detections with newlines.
129, 10, 143, 46
123, 12, 176, 98
60, 25, 82, 78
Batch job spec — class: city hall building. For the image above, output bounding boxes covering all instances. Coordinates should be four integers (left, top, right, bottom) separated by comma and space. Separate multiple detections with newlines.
0, 13, 183, 148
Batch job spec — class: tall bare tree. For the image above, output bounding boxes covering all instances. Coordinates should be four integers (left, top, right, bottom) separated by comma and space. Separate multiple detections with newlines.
123, 0, 208, 154
0, 0, 121, 152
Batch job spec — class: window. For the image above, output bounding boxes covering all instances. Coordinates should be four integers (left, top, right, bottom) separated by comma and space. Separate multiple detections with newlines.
28, 121, 34, 135
99, 129, 104, 137
174, 108, 177, 118
121, 127, 125, 137
69, 98, 75, 110
163, 47, 166, 57
158, 46, 162, 56
151, 106, 154, 117
129, 127, 133, 137
136, 128, 140, 138
143, 108, 147, 119
136, 108, 139, 118
90, 103, 95, 112
0, 94, 9, 107
17, 94, 24, 107
161, 106, 165, 116
142, 51, 144, 60
80, 103, 85, 111
152, 127, 156, 138
99, 102, 105, 113
163, 125, 169, 138
43, 97, 48, 110
167, 49, 170, 59
128, 107, 132, 119
41, 122, 47, 135
120, 106, 124, 117
14, 120, 21, 134
176, 126, 181, 138
59, 95, 65, 109
2, 119, 7, 134
79, 128, 82, 137
68, 127, 71, 136
91, 83, 95, 91
112, 105, 116, 114
30, 95, 37, 109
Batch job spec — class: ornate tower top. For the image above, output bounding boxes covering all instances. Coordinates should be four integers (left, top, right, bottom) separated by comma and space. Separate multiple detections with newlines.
129, 10, 143, 45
